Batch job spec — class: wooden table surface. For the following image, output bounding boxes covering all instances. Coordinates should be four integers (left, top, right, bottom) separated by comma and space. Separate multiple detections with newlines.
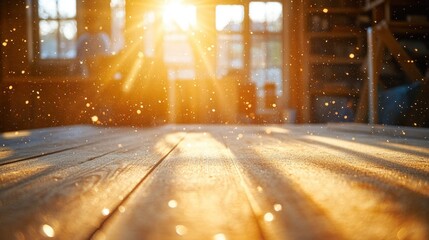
0, 124, 428, 240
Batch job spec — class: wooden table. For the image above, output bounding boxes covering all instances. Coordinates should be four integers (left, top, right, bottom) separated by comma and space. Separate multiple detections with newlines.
1, 124, 428, 239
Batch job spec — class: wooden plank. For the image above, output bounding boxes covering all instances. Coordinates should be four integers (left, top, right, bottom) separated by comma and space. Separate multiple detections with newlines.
0, 125, 96, 147
94, 129, 262, 240
284, 125, 429, 171
216, 125, 341, 239
220, 125, 429, 239
0, 125, 122, 165
0, 126, 184, 239
0, 126, 165, 191
327, 122, 429, 140
0, 124, 428, 240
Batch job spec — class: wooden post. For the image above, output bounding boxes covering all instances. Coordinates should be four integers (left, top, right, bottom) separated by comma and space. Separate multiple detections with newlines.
367, 27, 379, 124
355, 80, 368, 123
356, 36, 384, 123
299, 0, 311, 123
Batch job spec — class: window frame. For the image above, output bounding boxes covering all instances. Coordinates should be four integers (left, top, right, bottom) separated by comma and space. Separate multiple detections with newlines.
162, 3, 198, 81
110, 0, 126, 54
29, 0, 80, 75
248, 1, 284, 98
214, 1, 284, 110
215, 4, 245, 78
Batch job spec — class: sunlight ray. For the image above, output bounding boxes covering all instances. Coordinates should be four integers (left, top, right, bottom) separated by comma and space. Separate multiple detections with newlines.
122, 57, 144, 92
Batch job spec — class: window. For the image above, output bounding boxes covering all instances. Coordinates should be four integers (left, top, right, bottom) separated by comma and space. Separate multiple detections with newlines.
216, 5, 244, 78
110, 0, 126, 53
142, 11, 157, 58
162, 3, 197, 80
37, 0, 77, 59
249, 1, 283, 105
214, 2, 283, 110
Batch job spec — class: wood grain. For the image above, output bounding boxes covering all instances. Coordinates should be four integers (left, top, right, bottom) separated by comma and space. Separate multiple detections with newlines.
0, 126, 183, 239
95, 130, 262, 240
0, 124, 428, 240
222, 125, 429, 239
0, 125, 122, 165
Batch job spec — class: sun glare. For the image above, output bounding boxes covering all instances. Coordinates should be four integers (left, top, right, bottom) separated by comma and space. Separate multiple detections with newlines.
163, 1, 196, 31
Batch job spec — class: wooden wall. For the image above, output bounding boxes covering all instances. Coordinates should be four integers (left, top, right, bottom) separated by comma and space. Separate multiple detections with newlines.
0, 0, 168, 131
0, 0, 309, 131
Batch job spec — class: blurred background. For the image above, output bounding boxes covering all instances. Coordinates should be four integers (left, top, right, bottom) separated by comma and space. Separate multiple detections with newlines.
0, 0, 428, 131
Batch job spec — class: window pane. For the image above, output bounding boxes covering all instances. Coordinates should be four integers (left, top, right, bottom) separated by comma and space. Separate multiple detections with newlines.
163, 4, 196, 32
164, 33, 195, 80
250, 2, 283, 32
249, 2, 266, 32
38, 0, 58, 19
251, 35, 267, 97
111, 0, 125, 8
164, 34, 194, 64
58, 0, 76, 18
217, 34, 243, 77
267, 67, 282, 95
143, 11, 156, 57
267, 2, 282, 32
40, 20, 59, 59
216, 5, 244, 32
251, 35, 266, 68
250, 69, 282, 98
111, 0, 126, 53
250, 69, 266, 97
251, 36, 283, 99
59, 20, 77, 58
168, 69, 195, 80
267, 37, 282, 66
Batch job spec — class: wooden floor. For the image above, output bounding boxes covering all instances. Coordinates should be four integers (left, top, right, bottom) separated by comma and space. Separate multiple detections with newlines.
0, 124, 428, 240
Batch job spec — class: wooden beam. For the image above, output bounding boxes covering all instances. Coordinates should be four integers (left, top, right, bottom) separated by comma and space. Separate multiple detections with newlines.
367, 27, 379, 124
376, 21, 425, 82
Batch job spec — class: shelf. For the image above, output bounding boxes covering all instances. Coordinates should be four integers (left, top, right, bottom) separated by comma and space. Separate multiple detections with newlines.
309, 7, 363, 14
364, 0, 385, 11
364, 0, 429, 11
311, 86, 360, 97
309, 56, 363, 65
388, 21, 429, 34
303, 0, 366, 123
308, 31, 364, 38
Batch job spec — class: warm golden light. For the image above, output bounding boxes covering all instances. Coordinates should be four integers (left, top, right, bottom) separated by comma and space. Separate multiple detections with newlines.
175, 225, 188, 236
274, 203, 282, 211
263, 126, 290, 134
102, 208, 110, 216
0, 148, 13, 159
168, 200, 178, 208
42, 224, 55, 238
264, 212, 274, 222
1, 131, 31, 139
162, 0, 196, 31
122, 58, 143, 92
213, 233, 227, 240
91, 115, 99, 123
